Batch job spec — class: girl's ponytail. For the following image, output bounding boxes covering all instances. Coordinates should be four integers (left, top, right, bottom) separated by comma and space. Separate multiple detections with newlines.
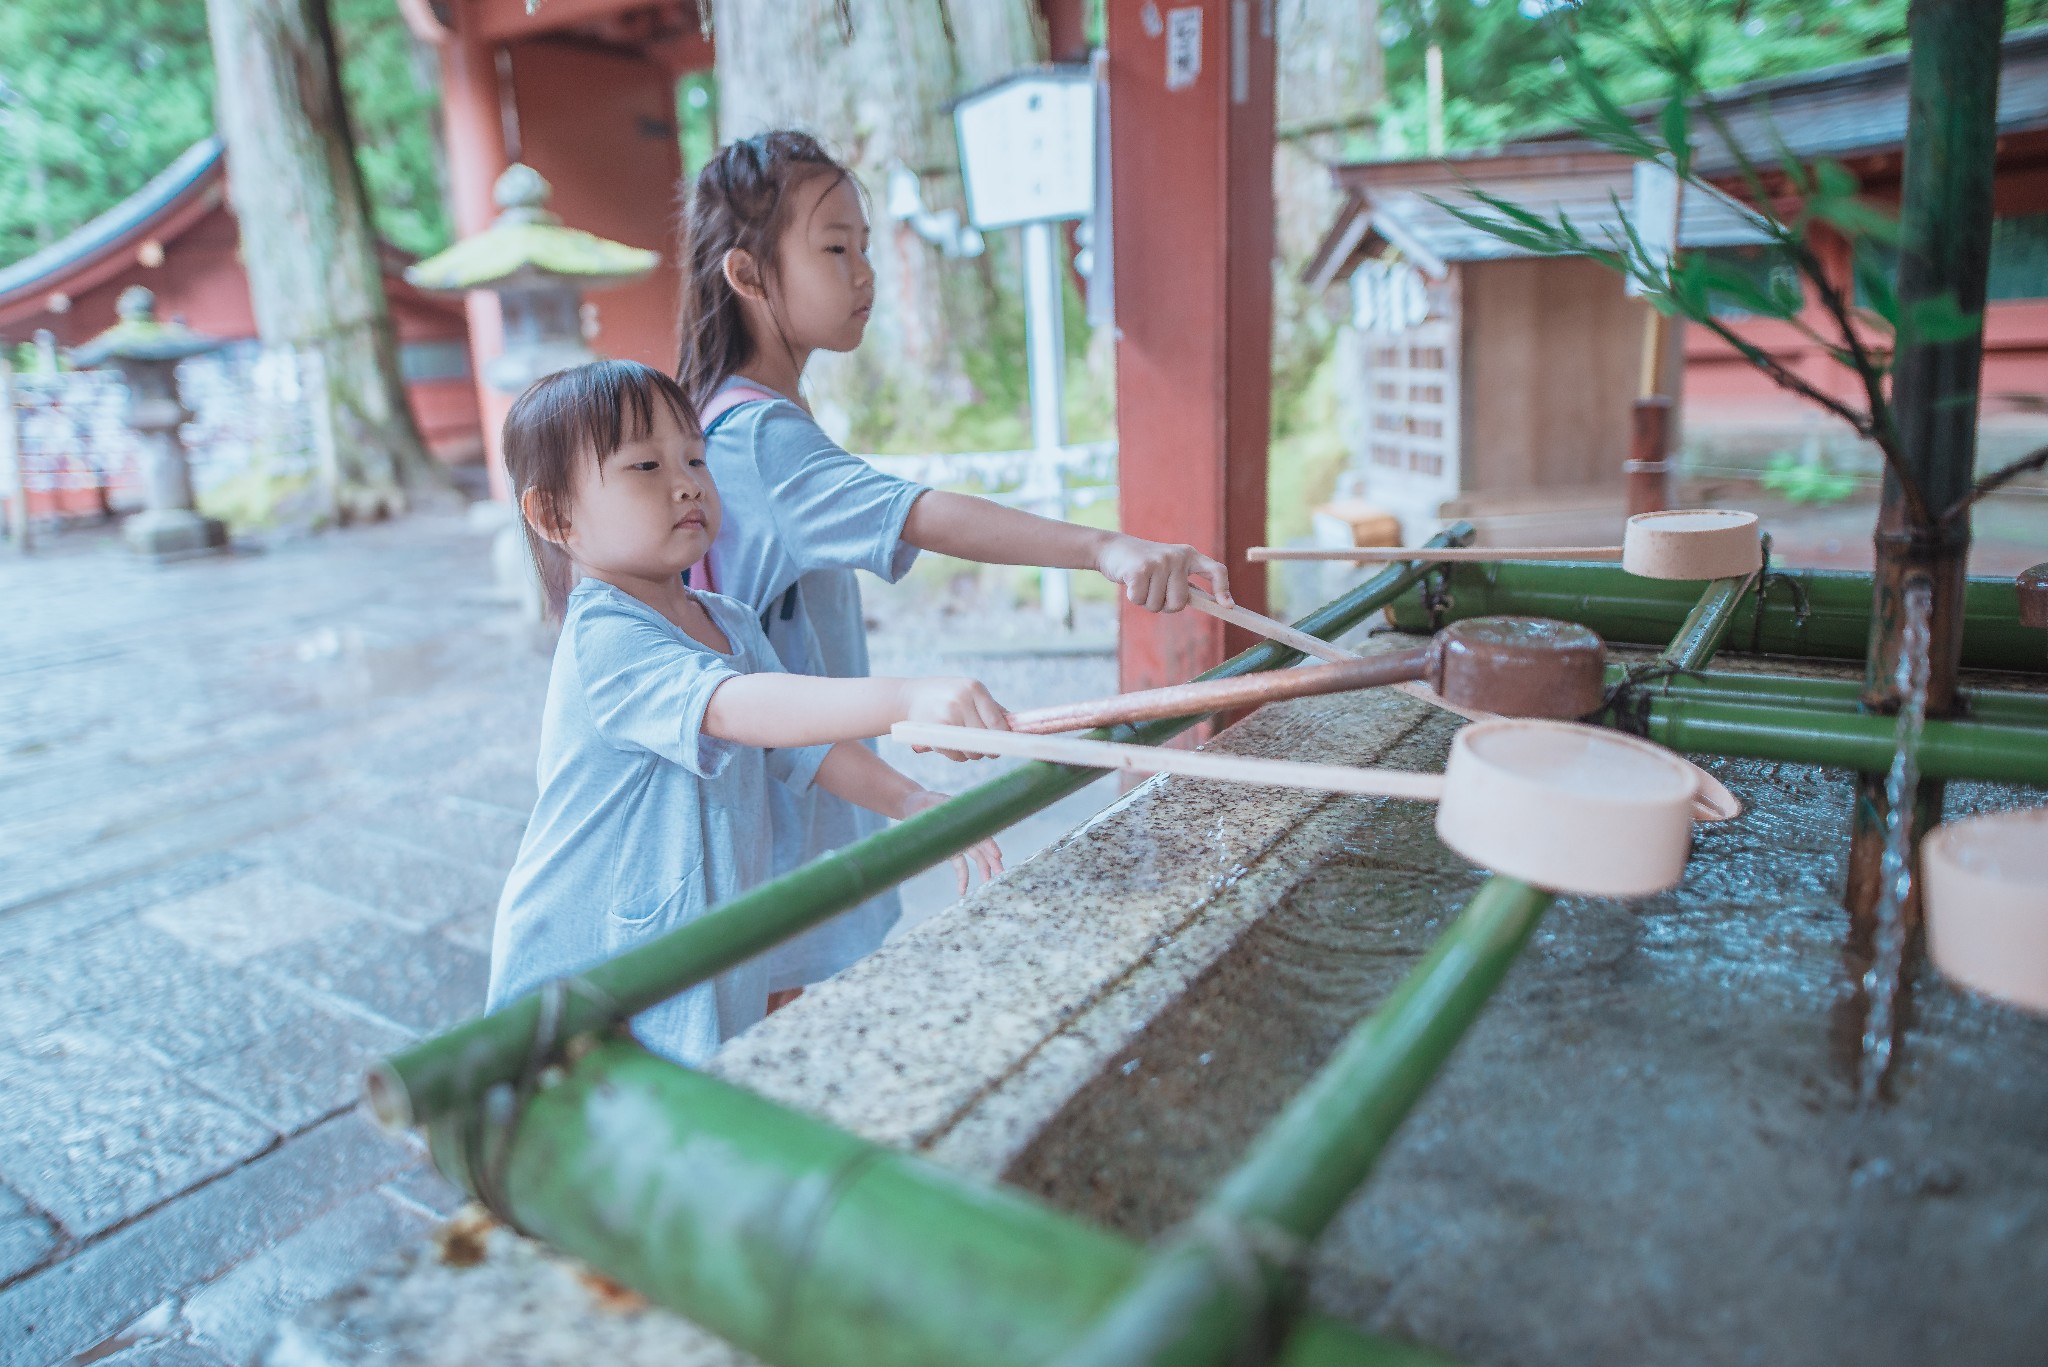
674, 131, 851, 409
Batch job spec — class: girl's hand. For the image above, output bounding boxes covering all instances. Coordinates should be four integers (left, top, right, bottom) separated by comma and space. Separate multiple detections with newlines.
1095, 534, 1233, 613
901, 677, 1009, 760
898, 788, 1004, 893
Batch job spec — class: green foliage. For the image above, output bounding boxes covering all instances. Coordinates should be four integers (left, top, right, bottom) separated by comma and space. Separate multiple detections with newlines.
0, 0, 451, 268
0, 0, 214, 265
1760, 451, 1859, 504
676, 71, 718, 181
1268, 341, 1352, 550
332, 0, 451, 258
1374, 0, 2048, 161
1430, 1, 2048, 530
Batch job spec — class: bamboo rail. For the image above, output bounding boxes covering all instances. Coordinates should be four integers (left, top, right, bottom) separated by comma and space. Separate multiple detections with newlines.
1055, 878, 1557, 1367
1383, 561, 2043, 672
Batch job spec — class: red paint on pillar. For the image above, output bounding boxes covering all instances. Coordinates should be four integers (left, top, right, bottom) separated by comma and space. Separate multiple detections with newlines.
1108, 0, 1276, 698
438, 24, 514, 497
1043, 0, 1091, 62
509, 43, 684, 377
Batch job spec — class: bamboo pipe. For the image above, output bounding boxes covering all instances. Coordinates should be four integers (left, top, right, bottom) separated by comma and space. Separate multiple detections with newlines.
891, 723, 1448, 800
1382, 561, 2047, 672
1056, 878, 1557, 1367
429, 1033, 1451, 1367
1004, 652, 1428, 735
1250, 545, 1623, 563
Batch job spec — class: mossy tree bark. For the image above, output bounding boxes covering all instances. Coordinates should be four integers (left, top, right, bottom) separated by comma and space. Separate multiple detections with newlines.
712, 0, 1044, 447
204, 0, 436, 521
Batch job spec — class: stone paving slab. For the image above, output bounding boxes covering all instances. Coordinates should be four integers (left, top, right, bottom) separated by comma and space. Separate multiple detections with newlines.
250, 919, 491, 1038
0, 1186, 59, 1288
0, 1028, 279, 1240
245, 824, 506, 934
0, 1114, 421, 1364
182, 1190, 438, 1366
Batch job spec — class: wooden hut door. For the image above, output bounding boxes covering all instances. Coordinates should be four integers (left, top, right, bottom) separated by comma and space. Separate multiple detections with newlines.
1354, 264, 1460, 544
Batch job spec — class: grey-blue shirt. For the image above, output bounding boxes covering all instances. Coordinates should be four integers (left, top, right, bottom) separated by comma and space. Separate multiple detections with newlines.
487, 579, 827, 1066
703, 387, 927, 989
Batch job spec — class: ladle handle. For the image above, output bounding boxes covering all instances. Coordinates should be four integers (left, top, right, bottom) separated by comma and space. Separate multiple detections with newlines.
891, 723, 1448, 800
1248, 545, 1624, 563
1005, 651, 1430, 735
1188, 589, 1357, 663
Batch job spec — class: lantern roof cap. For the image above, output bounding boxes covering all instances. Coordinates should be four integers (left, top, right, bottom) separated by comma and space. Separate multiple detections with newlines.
405, 164, 661, 293
71, 286, 227, 366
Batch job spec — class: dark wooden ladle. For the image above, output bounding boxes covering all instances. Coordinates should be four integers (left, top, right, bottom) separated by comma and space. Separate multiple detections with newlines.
1005, 616, 1606, 735
2018, 563, 2048, 631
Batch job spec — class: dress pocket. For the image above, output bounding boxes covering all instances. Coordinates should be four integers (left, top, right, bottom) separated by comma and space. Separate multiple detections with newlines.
607, 862, 704, 931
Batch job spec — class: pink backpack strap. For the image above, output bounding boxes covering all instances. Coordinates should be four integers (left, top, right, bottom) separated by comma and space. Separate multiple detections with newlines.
697, 382, 780, 432
683, 382, 780, 595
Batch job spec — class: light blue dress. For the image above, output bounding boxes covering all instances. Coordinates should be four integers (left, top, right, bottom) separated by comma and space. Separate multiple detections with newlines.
702, 384, 927, 991
487, 578, 828, 1066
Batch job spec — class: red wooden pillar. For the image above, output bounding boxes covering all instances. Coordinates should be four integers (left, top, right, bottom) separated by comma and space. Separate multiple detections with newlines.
1108, 0, 1276, 697
437, 21, 514, 497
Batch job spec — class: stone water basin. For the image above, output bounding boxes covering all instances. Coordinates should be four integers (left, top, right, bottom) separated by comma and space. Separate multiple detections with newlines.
276, 642, 2048, 1367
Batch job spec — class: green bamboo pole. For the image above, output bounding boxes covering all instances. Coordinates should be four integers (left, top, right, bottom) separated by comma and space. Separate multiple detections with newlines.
1606, 666, 2048, 727
371, 524, 1477, 1131
1659, 575, 1756, 672
1637, 696, 2048, 785
430, 1035, 1461, 1367
1384, 562, 2042, 672
1846, 0, 2005, 988
1055, 878, 1556, 1367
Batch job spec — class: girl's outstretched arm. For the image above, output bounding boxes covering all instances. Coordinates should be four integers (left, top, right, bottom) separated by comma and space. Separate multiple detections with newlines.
703, 672, 1008, 759
902, 491, 1234, 612
811, 742, 1003, 893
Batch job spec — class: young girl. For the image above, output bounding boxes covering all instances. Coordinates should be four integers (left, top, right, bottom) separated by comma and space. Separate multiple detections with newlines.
675, 131, 1234, 996
487, 359, 1006, 1066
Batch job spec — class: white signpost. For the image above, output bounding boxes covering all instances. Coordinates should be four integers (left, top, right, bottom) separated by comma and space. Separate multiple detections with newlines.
955, 66, 1097, 628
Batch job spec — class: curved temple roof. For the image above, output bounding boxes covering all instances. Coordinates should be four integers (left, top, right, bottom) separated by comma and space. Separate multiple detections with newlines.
0, 137, 226, 312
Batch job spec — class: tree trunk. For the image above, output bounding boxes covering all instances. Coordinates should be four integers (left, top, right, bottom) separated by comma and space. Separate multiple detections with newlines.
204, 0, 436, 522
712, 0, 1044, 447
1271, 1, 1381, 406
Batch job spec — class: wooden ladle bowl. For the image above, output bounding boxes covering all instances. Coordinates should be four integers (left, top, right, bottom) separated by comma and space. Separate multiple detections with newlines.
1925, 805, 2048, 1016
1435, 719, 1698, 896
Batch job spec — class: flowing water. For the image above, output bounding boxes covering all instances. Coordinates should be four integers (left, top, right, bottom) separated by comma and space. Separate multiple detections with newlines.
1857, 578, 1934, 1103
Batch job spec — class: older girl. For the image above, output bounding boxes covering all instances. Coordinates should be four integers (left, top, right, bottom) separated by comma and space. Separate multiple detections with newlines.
675, 132, 1232, 995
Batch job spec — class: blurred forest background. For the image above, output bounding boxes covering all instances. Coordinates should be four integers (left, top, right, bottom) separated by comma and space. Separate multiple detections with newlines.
8, 0, 2045, 549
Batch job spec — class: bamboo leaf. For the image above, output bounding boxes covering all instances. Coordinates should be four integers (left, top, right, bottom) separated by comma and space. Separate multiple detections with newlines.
1660, 97, 1692, 180
1901, 292, 1982, 347
1853, 254, 1900, 330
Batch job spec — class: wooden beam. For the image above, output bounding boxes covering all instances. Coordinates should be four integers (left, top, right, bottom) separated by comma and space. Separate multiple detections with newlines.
1108, 0, 1277, 705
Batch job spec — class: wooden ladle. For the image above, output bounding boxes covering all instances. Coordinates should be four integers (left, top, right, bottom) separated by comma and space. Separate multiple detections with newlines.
1003, 616, 1608, 736
1184, 591, 1742, 823
890, 717, 1699, 898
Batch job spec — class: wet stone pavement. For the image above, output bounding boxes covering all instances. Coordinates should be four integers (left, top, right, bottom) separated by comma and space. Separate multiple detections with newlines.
0, 513, 1117, 1366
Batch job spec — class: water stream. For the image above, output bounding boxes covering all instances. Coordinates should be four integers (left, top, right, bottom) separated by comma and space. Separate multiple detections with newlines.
1857, 577, 1934, 1104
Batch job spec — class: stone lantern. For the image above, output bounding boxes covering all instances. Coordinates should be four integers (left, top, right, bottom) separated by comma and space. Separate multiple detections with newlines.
71, 286, 229, 559
405, 163, 660, 394
406, 164, 660, 617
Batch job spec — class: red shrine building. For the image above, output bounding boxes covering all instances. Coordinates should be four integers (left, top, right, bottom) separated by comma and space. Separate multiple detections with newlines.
0, 137, 485, 470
